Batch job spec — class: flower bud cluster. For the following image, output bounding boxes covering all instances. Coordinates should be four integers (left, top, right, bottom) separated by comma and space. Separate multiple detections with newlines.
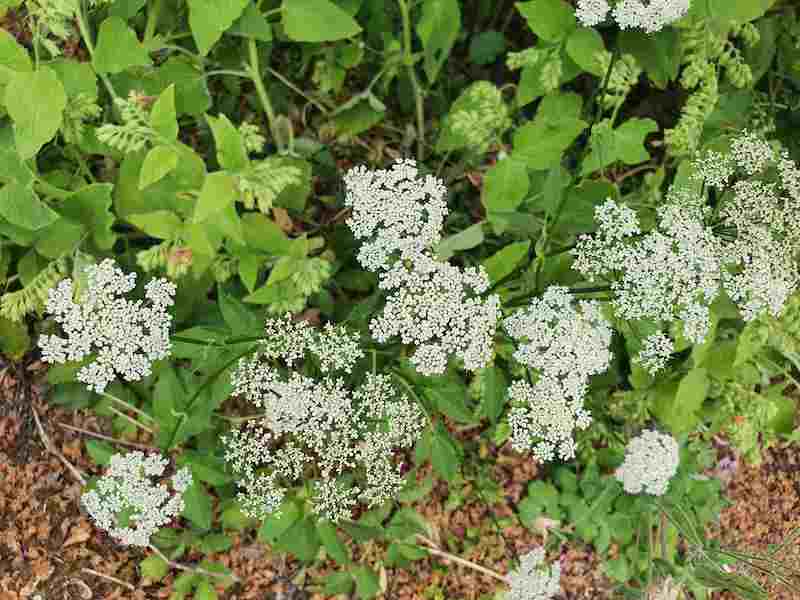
82, 451, 192, 547
575, 0, 690, 33
344, 160, 500, 375
39, 259, 175, 393
223, 315, 424, 522
504, 286, 613, 461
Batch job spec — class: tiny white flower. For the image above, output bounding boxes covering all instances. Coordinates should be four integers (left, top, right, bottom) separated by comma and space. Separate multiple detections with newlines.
615, 429, 679, 496
611, 0, 690, 34
506, 547, 561, 600
82, 451, 191, 547
575, 0, 611, 27
635, 332, 674, 375
39, 259, 175, 394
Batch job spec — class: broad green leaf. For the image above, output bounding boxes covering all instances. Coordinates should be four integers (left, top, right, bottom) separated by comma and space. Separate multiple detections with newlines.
317, 520, 350, 565
4, 68, 66, 159
581, 118, 657, 175
92, 17, 151, 73
331, 100, 385, 139
194, 580, 218, 600
139, 146, 179, 189
150, 85, 178, 140
434, 222, 484, 261
240, 213, 291, 255
187, 0, 249, 56
206, 113, 248, 171
516, 0, 577, 43
352, 566, 380, 600
619, 28, 680, 89
469, 30, 506, 65
282, 0, 362, 42
84, 440, 116, 466
140, 554, 169, 581
689, 0, 773, 26
483, 158, 529, 214
182, 481, 214, 530
109, 0, 146, 19
423, 378, 475, 424
228, 2, 273, 41
417, 0, 461, 83
60, 184, 116, 250
49, 59, 97, 99
513, 94, 587, 170
0, 316, 30, 360
518, 480, 562, 527
218, 288, 262, 336
565, 28, 605, 76
0, 182, 59, 230
194, 172, 238, 223
274, 516, 321, 562
128, 210, 183, 240
482, 241, 530, 284
652, 368, 709, 435
177, 451, 234, 486
0, 29, 32, 88
259, 500, 301, 543
324, 572, 355, 595
479, 366, 507, 424
430, 423, 459, 482
34, 218, 85, 258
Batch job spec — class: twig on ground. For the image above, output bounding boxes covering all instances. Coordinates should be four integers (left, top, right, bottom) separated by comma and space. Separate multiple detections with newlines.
57, 422, 156, 451
81, 567, 135, 591
415, 534, 510, 583
149, 545, 242, 583
32, 406, 87, 486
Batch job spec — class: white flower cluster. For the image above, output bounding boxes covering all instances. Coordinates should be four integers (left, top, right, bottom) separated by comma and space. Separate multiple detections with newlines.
82, 451, 192, 547
572, 198, 719, 373
223, 316, 424, 522
504, 286, 613, 461
575, 0, 690, 33
39, 259, 175, 393
344, 160, 500, 375
505, 547, 562, 600
615, 429, 679, 496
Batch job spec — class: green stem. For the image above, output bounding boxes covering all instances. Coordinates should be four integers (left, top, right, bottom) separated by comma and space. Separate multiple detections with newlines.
144, 0, 162, 42
101, 391, 156, 423
172, 334, 263, 347
246, 38, 282, 152
391, 370, 432, 424
397, 0, 425, 161
75, 1, 119, 106
266, 66, 333, 114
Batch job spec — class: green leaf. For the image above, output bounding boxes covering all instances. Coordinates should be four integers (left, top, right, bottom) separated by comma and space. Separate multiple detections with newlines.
352, 565, 380, 600
150, 85, 178, 140
0, 29, 32, 88
177, 451, 233, 486
417, 0, 461, 83
0, 183, 59, 230
240, 213, 292, 255
92, 16, 151, 73
140, 554, 169, 581
513, 94, 587, 171
483, 158, 530, 219
274, 516, 321, 562
60, 183, 116, 250
194, 580, 218, 600
479, 366, 507, 424
619, 28, 680, 89
282, 0, 362, 42
323, 572, 355, 595
0, 316, 30, 360
187, 0, 249, 56
139, 146, 179, 189
317, 520, 350, 565
565, 28, 605, 76
430, 423, 459, 482
218, 288, 262, 336
228, 3, 273, 41
516, 0, 576, 43
423, 378, 475, 424
85, 439, 116, 466
4, 68, 67, 159
182, 481, 214, 531
35, 218, 85, 259
128, 210, 183, 240
153, 366, 184, 449
206, 113, 248, 171
49, 59, 98, 100
434, 222, 484, 261
481, 241, 531, 284
259, 501, 301, 543
518, 480, 562, 527
469, 30, 506, 65
194, 173, 238, 223
652, 368, 709, 435
581, 118, 658, 175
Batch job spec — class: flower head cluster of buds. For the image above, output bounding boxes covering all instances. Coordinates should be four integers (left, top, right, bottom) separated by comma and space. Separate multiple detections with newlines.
82, 451, 192, 547
223, 314, 425, 523
39, 258, 176, 393
343, 160, 500, 375
575, 0, 691, 33
572, 131, 800, 374
504, 286, 613, 461
505, 547, 562, 600
615, 429, 679, 496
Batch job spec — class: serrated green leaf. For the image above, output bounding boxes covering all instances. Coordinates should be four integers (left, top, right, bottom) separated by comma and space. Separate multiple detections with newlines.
274, 516, 321, 562
430, 423, 459, 482
282, 0, 362, 42
416, 0, 461, 83
4, 68, 66, 159
483, 158, 530, 216
218, 288, 262, 335
182, 481, 214, 531
317, 520, 350, 565
188, 0, 249, 56
93, 16, 151, 73
513, 94, 587, 171
139, 146, 179, 189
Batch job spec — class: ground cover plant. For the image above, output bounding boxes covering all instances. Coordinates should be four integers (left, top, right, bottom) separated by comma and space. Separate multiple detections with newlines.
1, 0, 800, 598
